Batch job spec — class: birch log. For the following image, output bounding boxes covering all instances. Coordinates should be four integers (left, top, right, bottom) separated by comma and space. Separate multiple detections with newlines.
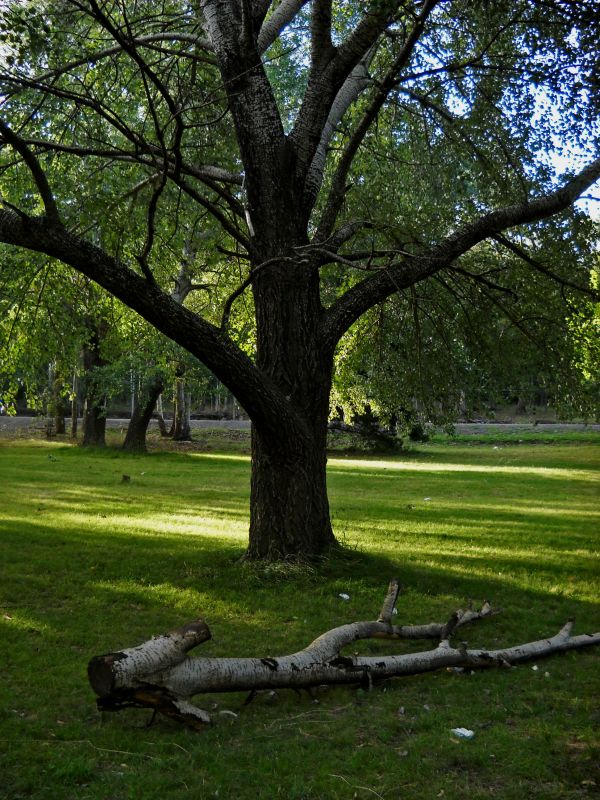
88, 579, 600, 729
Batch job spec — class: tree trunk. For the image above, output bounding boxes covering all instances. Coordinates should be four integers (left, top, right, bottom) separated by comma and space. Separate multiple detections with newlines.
82, 400, 107, 447
71, 404, 78, 440
81, 325, 108, 448
70, 371, 79, 440
172, 375, 192, 441
53, 394, 66, 435
154, 394, 171, 437
49, 363, 66, 434
122, 374, 165, 453
87, 579, 600, 731
248, 421, 334, 560
246, 229, 337, 560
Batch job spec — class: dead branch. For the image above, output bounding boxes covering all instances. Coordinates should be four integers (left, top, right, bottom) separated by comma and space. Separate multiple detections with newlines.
88, 579, 600, 730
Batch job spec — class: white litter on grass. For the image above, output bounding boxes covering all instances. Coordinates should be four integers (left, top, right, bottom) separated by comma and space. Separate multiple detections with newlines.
532, 665, 539, 671
338, 593, 350, 600
423, 497, 431, 501
451, 728, 475, 739
218, 710, 238, 718
392, 608, 398, 615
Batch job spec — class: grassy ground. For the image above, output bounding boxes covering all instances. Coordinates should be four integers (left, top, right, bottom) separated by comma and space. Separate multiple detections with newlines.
0, 429, 598, 800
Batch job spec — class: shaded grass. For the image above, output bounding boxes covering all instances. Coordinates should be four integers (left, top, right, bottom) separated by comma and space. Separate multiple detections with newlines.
0, 433, 599, 799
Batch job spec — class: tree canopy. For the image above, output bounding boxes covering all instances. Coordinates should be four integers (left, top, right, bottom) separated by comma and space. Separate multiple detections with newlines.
0, 0, 599, 558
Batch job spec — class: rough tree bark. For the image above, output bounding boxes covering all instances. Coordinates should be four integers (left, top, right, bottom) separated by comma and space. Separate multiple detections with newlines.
247, 244, 337, 558
88, 579, 600, 730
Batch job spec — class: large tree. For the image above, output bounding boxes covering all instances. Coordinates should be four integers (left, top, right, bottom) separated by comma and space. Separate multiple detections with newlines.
0, 0, 599, 559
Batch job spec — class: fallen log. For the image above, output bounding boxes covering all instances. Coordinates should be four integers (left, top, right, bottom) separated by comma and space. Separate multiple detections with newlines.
88, 579, 600, 729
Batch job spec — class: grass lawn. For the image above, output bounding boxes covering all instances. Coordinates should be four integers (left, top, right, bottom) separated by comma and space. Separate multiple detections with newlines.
0, 431, 598, 799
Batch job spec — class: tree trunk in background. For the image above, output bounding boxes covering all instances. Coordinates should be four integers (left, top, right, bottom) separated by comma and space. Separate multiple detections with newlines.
82, 400, 107, 447
81, 325, 108, 448
70, 371, 79, 440
52, 389, 66, 434
71, 403, 78, 439
48, 363, 66, 434
154, 394, 170, 436
122, 374, 165, 453
172, 375, 192, 441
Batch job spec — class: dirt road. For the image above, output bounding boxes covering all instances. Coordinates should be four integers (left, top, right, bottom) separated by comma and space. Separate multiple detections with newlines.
1, 416, 598, 435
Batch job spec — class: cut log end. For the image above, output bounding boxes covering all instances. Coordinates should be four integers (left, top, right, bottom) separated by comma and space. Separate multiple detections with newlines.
88, 652, 126, 698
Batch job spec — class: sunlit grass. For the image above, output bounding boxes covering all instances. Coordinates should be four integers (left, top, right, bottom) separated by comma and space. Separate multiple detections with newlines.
330, 453, 597, 479
0, 434, 599, 799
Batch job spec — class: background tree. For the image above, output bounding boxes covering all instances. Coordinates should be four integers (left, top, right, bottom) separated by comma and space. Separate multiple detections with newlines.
0, 1, 599, 559
0, 251, 90, 427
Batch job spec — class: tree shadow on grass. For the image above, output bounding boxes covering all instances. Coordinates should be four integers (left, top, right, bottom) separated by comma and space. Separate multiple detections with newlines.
1, 513, 597, 655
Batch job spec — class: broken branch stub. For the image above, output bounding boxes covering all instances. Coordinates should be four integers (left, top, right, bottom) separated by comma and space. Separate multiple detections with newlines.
88, 583, 600, 729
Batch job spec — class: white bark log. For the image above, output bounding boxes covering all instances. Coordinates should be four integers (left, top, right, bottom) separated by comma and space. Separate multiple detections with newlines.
88, 580, 600, 729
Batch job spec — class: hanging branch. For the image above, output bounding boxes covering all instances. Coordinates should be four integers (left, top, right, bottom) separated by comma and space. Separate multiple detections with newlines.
492, 233, 600, 301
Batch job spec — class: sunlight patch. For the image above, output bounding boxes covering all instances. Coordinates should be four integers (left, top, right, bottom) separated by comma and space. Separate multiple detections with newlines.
46, 511, 247, 539
0, 610, 54, 636
328, 457, 597, 482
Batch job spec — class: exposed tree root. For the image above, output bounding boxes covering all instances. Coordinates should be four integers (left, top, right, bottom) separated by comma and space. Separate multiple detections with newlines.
88, 579, 600, 729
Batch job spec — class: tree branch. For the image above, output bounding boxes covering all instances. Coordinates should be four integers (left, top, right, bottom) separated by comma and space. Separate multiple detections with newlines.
0, 120, 60, 222
200, 0, 286, 220
311, 0, 334, 68
314, 0, 440, 239
135, 173, 167, 284
305, 52, 373, 203
291, 0, 407, 188
257, 0, 310, 53
29, 32, 215, 84
87, 579, 599, 730
322, 158, 600, 347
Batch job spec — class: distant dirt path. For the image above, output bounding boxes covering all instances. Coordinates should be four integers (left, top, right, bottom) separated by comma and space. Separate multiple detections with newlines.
1, 416, 599, 436
447, 422, 600, 434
